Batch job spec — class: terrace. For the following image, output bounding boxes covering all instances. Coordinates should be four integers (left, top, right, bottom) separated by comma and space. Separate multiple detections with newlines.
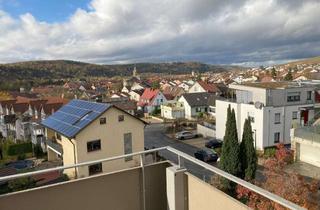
0, 147, 304, 210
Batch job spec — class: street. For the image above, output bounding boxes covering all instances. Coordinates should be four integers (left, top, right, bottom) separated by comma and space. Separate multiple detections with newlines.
144, 123, 215, 181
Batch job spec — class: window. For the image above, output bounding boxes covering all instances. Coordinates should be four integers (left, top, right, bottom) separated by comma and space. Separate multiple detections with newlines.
118, 115, 124, 122
100, 117, 106, 124
204, 107, 208, 112
196, 107, 201, 112
287, 92, 300, 102
307, 91, 312, 100
88, 163, 102, 175
87, 140, 101, 152
124, 133, 133, 161
274, 132, 280, 143
56, 133, 61, 140
274, 113, 281, 124
292, 111, 298, 120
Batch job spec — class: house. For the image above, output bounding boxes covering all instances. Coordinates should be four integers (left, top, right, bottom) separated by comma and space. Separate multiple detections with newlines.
188, 81, 221, 95
107, 100, 137, 116
178, 82, 192, 91
291, 126, 320, 167
178, 93, 217, 120
216, 82, 316, 150
160, 102, 185, 119
137, 88, 167, 113
260, 75, 275, 83
128, 89, 144, 102
162, 86, 185, 101
42, 99, 146, 178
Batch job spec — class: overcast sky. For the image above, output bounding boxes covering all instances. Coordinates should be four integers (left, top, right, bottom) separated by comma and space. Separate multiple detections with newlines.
0, 0, 319, 66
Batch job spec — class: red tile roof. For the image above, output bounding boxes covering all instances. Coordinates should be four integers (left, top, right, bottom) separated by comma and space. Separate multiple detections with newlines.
11, 103, 29, 114
41, 103, 64, 115
138, 88, 159, 106
197, 81, 220, 93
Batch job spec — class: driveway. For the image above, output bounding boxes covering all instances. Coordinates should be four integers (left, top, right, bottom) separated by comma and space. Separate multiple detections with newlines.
178, 138, 207, 149
144, 123, 216, 181
285, 161, 320, 180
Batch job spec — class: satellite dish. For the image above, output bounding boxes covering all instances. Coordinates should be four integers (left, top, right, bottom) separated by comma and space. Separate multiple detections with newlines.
254, 101, 263, 109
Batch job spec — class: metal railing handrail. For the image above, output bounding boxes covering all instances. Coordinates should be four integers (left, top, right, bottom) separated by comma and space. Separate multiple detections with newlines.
0, 146, 305, 210
0, 146, 167, 182
167, 147, 305, 210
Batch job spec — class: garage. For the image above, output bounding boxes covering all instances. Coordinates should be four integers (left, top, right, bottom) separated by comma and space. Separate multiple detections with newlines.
299, 143, 320, 167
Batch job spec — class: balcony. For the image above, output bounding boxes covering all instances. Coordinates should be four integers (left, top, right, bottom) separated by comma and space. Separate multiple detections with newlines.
0, 147, 305, 210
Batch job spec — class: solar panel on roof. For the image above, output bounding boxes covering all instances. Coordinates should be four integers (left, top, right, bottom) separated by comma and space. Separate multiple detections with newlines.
41, 100, 111, 138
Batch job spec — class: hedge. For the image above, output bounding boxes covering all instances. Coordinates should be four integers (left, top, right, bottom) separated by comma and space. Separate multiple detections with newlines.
7, 142, 32, 156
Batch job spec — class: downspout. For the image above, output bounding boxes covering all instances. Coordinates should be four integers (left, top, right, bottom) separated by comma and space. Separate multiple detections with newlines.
67, 138, 77, 179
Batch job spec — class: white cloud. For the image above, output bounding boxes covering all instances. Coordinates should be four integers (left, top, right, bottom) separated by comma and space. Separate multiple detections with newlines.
0, 0, 319, 65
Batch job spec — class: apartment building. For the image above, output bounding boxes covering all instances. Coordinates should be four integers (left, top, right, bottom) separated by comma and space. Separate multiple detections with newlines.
216, 82, 316, 150
42, 99, 146, 178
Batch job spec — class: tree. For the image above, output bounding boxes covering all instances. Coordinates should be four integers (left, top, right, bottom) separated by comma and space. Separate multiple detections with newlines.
236, 144, 319, 210
271, 67, 277, 78
284, 69, 293, 81
219, 105, 241, 191
239, 118, 257, 180
151, 81, 160, 89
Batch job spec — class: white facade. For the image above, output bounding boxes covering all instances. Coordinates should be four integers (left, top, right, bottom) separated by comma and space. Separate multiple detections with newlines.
128, 90, 141, 102
216, 83, 316, 150
161, 103, 185, 119
188, 82, 206, 93
178, 97, 208, 120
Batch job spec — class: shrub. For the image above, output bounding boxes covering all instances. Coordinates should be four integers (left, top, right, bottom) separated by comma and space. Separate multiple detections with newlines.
34, 144, 45, 158
263, 147, 276, 159
8, 177, 36, 192
7, 142, 32, 156
17, 153, 26, 160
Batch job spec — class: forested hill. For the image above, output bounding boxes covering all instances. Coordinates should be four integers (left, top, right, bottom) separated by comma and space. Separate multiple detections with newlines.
0, 60, 238, 80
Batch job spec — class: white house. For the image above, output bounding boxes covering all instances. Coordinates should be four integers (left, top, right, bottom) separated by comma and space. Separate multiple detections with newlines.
216, 82, 316, 150
128, 89, 144, 102
188, 81, 221, 95
178, 92, 217, 120
160, 102, 185, 119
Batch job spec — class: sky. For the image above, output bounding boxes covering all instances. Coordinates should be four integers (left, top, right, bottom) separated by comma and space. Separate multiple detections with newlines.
0, 0, 319, 66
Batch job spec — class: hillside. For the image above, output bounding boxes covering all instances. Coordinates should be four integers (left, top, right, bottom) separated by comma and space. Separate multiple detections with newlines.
282, 56, 320, 66
0, 60, 237, 81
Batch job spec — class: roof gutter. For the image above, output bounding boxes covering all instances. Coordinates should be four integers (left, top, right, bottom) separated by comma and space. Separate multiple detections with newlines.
67, 138, 78, 179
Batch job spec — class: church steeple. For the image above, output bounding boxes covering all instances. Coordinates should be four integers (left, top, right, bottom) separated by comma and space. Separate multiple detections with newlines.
133, 65, 137, 77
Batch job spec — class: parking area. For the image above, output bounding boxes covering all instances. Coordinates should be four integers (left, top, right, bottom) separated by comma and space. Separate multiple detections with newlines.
179, 137, 208, 149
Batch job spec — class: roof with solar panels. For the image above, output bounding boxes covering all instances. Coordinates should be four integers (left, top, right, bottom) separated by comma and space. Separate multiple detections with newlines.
41, 99, 146, 138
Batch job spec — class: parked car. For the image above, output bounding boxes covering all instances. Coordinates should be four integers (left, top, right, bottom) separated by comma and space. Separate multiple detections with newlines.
205, 138, 223, 149
175, 131, 198, 140
194, 148, 218, 162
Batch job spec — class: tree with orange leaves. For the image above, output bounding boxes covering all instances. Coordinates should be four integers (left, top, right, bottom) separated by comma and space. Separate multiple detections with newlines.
236, 144, 319, 210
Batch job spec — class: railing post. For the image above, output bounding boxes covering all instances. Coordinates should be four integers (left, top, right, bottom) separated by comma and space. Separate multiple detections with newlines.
178, 155, 182, 169
140, 153, 146, 210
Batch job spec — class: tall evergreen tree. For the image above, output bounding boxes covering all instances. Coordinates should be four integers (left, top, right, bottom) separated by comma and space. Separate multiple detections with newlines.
239, 118, 257, 181
284, 69, 293, 81
219, 105, 241, 191
271, 67, 277, 78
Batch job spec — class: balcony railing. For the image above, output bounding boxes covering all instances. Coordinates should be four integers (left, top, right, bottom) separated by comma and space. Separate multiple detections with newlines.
0, 146, 305, 210
293, 125, 320, 144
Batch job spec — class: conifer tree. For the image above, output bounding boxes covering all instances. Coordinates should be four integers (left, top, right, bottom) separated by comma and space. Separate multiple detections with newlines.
240, 118, 257, 181
219, 105, 241, 191
284, 69, 293, 81
271, 67, 277, 78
